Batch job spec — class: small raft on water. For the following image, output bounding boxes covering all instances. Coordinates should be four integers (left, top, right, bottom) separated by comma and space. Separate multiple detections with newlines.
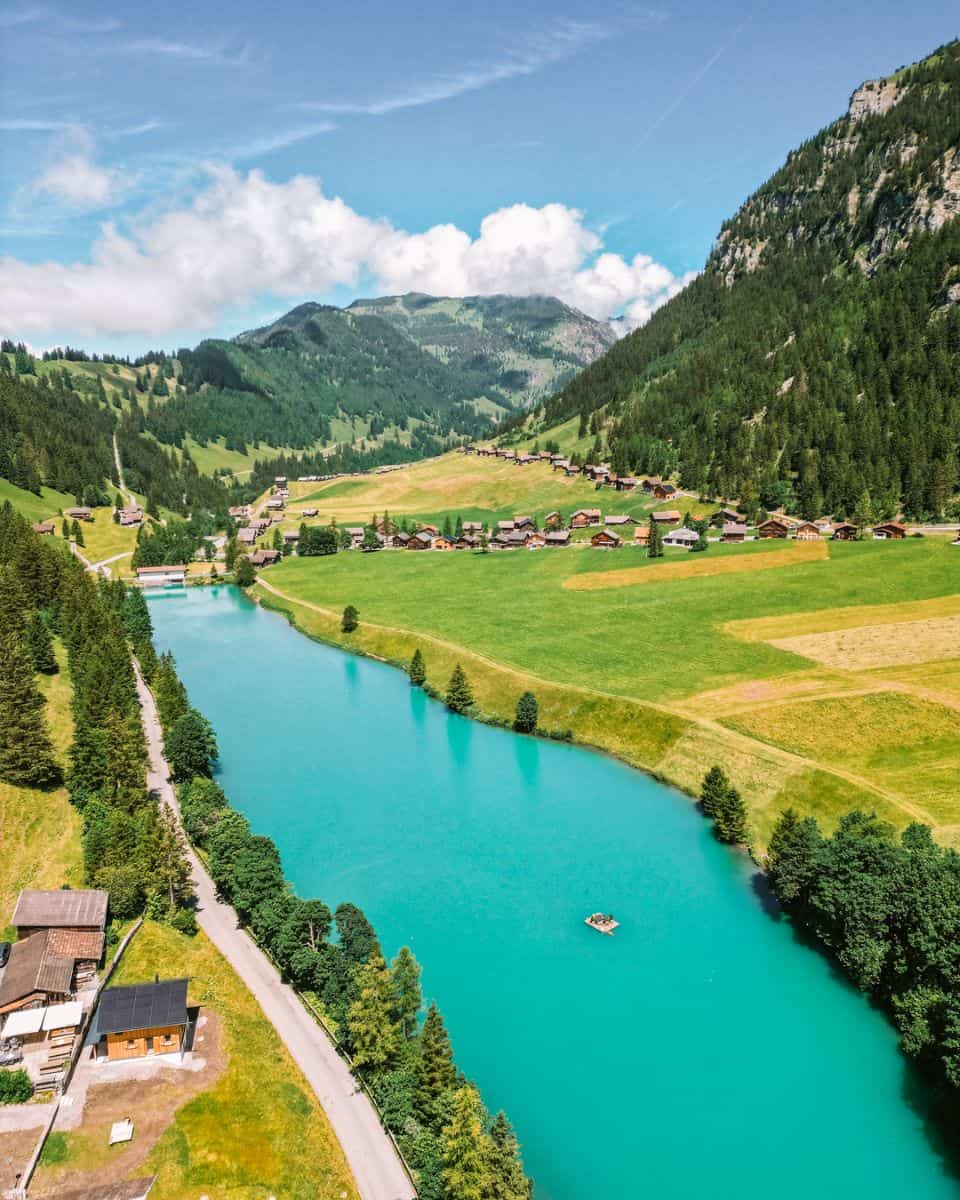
585, 912, 619, 935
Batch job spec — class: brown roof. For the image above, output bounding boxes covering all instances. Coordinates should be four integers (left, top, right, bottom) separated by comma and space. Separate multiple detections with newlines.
604, 514, 635, 525
33, 522, 55, 533
46, 929, 105, 961
651, 510, 681, 522
136, 565, 186, 576
44, 1177, 157, 1200
0, 931, 73, 1008
14, 888, 108, 930
722, 523, 748, 536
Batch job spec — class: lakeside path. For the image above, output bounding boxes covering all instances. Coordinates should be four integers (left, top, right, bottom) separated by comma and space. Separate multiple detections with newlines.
132, 660, 417, 1200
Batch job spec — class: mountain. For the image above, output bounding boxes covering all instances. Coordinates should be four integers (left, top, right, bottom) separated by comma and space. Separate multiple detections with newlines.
347, 293, 616, 412
523, 41, 960, 521
140, 293, 613, 461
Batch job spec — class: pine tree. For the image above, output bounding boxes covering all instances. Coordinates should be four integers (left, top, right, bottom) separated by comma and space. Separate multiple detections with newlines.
487, 1112, 530, 1200
441, 1086, 492, 1200
700, 765, 729, 819
647, 518, 664, 558
71, 519, 84, 548
235, 556, 256, 588
714, 785, 749, 845
347, 955, 400, 1072
391, 946, 422, 1038
853, 489, 874, 537
26, 611, 57, 673
153, 652, 189, 731
513, 691, 538, 734
445, 664, 474, 714
342, 604, 359, 633
409, 648, 426, 687
415, 1002, 457, 1130
0, 629, 60, 787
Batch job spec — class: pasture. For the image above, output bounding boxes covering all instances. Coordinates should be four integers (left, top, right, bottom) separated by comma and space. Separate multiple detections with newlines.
259, 535, 960, 848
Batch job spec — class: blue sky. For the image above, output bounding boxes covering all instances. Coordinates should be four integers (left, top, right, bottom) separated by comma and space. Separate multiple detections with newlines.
1, 0, 956, 351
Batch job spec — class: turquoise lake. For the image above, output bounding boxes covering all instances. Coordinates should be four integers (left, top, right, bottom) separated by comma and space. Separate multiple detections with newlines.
148, 585, 960, 1199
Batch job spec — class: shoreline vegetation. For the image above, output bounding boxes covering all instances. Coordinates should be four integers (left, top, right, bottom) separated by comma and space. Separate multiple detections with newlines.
147, 625, 534, 1200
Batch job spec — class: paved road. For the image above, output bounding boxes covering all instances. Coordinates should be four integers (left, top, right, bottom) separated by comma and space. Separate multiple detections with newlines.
133, 662, 416, 1200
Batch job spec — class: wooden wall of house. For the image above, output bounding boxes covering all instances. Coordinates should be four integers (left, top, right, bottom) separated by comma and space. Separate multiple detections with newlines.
105, 1024, 184, 1060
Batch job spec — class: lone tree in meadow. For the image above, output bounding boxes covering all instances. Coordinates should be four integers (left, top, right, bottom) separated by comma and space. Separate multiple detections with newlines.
341, 605, 359, 633
71, 518, 84, 548
409, 648, 426, 687
514, 691, 538, 734
647, 518, 664, 558
445, 663, 474, 714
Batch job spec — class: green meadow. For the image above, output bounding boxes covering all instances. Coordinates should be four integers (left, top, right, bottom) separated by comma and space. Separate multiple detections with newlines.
260, 536, 960, 847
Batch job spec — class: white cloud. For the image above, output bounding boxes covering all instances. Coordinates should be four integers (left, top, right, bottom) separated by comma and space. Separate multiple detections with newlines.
0, 166, 692, 337
111, 36, 248, 66
33, 132, 125, 208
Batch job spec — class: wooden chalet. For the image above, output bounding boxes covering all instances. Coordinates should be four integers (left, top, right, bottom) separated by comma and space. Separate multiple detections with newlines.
652, 482, 677, 500
590, 529, 621, 548
32, 522, 55, 535
663, 527, 699, 549
301, 507, 319, 518
570, 508, 602, 528
237, 527, 258, 545
344, 526, 365, 546
432, 536, 456, 551
513, 515, 534, 530
794, 521, 821, 541
538, 450, 553, 460
14, 889, 108, 939
832, 522, 857, 541
604, 514, 636, 527
634, 525, 650, 544
274, 476, 288, 486
407, 531, 434, 550
64, 507, 92, 521
419, 524, 440, 536
545, 530, 571, 546
711, 507, 745, 527
118, 507, 143, 526
873, 521, 907, 539
757, 517, 792, 539
0, 929, 100, 1014
249, 548, 280, 566
641, 477, 662, 493
551, 459, 570, 472
498, 520, 516, 533
721, 522, 748, 543
136, 565, 186, 586
544, 511, 563, 528
391, 531, 411, 548
228, 505, 250, 520
282, 529, 299, 543
525, 532, 546, 549
454, 535, 477, 550
95, 978, 190, 1061
615, 477, 639, 491
462, 521, 483, 535
564, 465, 581, 476
515, 453, 536, 465
265, 497, 285, 510
650, 510, 680, 525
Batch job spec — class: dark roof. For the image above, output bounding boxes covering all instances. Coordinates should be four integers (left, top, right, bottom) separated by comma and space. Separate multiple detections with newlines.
96, 979, 189, 1036
40, 1177, 157, 1200
0, 931, 73, 1008
14, 888, 108, 930
545, 530, 570, 543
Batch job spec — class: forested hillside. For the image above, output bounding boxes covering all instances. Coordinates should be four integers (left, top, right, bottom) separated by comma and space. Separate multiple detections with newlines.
522, 41, 960, 521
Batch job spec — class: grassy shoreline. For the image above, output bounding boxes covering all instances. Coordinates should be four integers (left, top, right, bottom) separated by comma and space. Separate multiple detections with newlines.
251, 577, 899, 852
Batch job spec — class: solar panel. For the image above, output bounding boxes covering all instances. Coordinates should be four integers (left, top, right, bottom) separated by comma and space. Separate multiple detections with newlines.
96, 979, 189, 1035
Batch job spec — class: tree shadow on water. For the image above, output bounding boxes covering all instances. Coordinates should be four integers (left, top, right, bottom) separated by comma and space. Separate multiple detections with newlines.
748, 871, 783, 920
901, 1062, 960, 1184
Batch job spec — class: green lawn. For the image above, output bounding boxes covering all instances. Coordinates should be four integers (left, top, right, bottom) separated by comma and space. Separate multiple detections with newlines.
260, 536, 960, 848
0, 477, 75, 524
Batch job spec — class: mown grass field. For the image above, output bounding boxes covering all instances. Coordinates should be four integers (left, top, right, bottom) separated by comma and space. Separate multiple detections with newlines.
32, 921, 357, 1200
0, 477, 75, 525
0, 642, 83, 931
280, 451, 710, 529
257, 534, 960, 849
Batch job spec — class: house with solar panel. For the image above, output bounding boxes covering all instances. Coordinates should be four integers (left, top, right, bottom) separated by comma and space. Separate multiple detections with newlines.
94, 979, 191, 1061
